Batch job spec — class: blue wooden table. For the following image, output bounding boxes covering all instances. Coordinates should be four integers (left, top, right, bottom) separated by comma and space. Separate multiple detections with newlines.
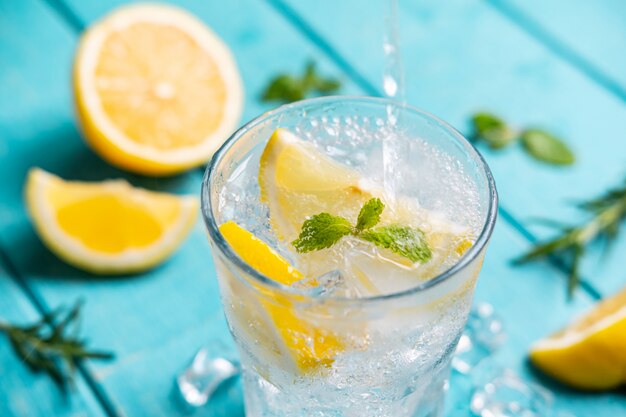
1, 0, 625, 416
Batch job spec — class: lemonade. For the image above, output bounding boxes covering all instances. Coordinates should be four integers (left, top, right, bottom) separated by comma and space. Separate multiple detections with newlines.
202, 97, 497, 417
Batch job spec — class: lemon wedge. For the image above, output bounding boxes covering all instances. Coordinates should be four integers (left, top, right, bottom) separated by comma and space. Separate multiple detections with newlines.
74, 4, 243, 175
259, 128, 372, 242
25, 168, 198, 274
529, 286, 626, 390
219, 220, 344, 372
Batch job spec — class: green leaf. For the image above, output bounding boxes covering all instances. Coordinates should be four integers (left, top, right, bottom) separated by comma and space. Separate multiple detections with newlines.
292, 213, 352, 253
315, 78, 341, 93
302, 61, 317, 90
471, 112, 517, 149
261, 75, 305, 103
360, 225, 432, 263
521, 129, 575, 165
261, 61, 341, 103
355, 198, 384, 232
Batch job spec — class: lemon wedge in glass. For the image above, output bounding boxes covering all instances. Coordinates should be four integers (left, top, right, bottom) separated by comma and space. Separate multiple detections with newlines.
219, 220, 344, 372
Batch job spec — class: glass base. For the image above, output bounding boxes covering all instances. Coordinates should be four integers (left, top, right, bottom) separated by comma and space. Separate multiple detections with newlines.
241, 361, 451, 417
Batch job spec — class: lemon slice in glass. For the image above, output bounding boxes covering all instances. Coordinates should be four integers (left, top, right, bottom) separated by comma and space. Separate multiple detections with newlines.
219, 221, 344, 372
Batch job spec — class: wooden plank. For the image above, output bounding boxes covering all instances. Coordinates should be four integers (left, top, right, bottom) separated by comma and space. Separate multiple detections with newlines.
490, 0, 626, 97
0, 262, 107, 417
273, 0, 626, 298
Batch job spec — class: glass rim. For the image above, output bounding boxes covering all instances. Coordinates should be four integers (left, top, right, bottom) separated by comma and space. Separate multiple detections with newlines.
202, 95, 498, 303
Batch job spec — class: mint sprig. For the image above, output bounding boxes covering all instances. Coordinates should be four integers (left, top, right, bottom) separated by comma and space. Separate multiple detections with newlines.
292, 213, 352, 252
355, 197, 385, 232
292, 198, 432, 263
521, 129, 575, 165
361, 225, 431, 263
470, 112, 575, 166
261, 61, 341, 103
471, 113, 516, 149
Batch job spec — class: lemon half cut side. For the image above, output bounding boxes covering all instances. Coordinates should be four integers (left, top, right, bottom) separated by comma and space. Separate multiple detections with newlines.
26, 168, 198, 274
74, 4, 244, 175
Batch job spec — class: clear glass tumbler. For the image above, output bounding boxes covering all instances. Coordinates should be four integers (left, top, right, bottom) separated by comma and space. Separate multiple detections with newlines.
201, 97, 497, 417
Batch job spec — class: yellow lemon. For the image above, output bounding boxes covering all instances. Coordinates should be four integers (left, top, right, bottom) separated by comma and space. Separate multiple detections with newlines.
259, 128, 372, 242
25, 168, 198, 274
73, 4, 243, 175
258, 128, 474, 291
529, 286, 626, 390
219, 220, 344, 372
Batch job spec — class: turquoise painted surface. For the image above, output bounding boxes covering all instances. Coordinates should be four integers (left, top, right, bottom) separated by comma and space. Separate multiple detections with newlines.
0, 263, 106, 417
0, 0, 624, 416
493, 0, 626, 97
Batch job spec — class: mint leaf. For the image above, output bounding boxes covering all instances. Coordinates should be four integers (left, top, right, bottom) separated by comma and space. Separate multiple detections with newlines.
315, 78, 341, 93
355, 198, 384, 232
261, 61, 341, 104
361, 225, 432, 263
292, 200, 432, 263
471, 113, 517, 149
292, 213, 352, 253
262, 75, 305, 102
521, 129, 575, 165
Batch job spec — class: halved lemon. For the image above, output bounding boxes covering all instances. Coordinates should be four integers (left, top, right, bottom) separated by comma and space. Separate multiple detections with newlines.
219, 220, 344, 372
529, 286, 626, 390
25, 168, 198, 274
74, 4, 243, 175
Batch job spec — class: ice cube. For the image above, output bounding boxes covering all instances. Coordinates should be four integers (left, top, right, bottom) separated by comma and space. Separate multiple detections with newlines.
292, 269, 344, 297
454, 302, 506, 374
470, 370, 553, 417
176, 342, 240, 407
341, 238, 429, 296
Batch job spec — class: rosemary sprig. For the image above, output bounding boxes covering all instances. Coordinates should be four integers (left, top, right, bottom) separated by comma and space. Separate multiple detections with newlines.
515, 179, 626, 296
0, 300, 114, 392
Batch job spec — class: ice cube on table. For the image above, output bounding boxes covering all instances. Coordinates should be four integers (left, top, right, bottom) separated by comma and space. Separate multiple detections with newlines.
470, 370, 553, 417
176, 342, 241, 407
454, 302, 506, 374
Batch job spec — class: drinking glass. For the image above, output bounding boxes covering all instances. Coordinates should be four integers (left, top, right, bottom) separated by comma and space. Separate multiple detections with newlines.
201, 96, 498, 417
